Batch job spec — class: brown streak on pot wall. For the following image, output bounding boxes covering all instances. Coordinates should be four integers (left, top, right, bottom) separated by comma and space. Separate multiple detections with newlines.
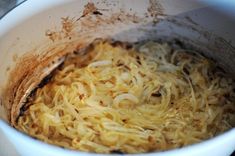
45, 2, 159, 42
2, 53, 39, 122
1, 39, 89, 125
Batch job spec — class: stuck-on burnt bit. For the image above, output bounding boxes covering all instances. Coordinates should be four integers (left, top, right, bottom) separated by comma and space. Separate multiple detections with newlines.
37, 71, 54, 88
93, 10, 103, 15
110, 40, 133, 50
111, 40, 124, 47
110, 150, 124, 154
17, 86, 37, 121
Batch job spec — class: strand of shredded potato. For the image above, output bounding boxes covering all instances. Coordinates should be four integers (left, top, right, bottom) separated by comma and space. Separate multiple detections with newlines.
16, 41, 235, 154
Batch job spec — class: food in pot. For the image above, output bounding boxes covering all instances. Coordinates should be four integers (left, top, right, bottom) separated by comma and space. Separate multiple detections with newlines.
16, 40, 235, 153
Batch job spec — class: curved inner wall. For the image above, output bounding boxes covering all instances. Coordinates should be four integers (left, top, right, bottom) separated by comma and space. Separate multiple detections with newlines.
0, 0, 235, 124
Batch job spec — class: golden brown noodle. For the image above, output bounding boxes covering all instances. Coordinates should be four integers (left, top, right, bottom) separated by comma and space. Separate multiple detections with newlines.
16, 40, 235, 153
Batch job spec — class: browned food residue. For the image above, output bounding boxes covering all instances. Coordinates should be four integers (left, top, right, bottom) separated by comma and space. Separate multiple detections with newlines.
82, 2, 98, 17
45, 2, 146, 42
147, 0, 165, 23
46, 17, 77, 41
2, 40, 89, 125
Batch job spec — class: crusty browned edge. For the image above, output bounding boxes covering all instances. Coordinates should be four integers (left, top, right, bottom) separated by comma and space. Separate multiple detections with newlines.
1, 40, 90, 126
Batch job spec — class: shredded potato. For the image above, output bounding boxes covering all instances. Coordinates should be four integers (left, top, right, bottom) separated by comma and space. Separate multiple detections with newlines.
16, 40, 235, 154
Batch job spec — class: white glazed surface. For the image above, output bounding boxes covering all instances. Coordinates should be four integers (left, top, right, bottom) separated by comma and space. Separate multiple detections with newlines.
0, 120, 235, 156
0, 0, 234, 156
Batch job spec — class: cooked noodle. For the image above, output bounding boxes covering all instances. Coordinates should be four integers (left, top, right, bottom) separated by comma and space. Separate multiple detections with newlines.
16, 40, 235, 153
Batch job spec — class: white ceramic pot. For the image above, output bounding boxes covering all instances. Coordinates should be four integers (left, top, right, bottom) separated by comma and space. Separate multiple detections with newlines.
0, 0, 235, 156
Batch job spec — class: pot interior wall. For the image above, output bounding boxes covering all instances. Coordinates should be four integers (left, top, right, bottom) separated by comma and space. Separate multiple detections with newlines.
0, 0, 235, 123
